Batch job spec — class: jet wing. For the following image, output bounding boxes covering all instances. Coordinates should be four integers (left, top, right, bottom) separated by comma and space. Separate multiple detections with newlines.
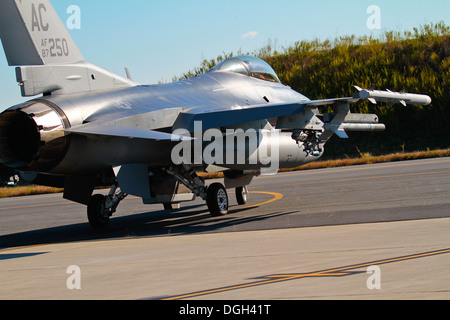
173, 85, 431, 132
66, 88, 430, 139
173, 97, 359, 132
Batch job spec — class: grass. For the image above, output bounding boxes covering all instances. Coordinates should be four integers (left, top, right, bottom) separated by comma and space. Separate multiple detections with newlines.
279, 148, 450, 172
1, 148, 449, 199
198, 148, 450, 178
0, 185, 63, 199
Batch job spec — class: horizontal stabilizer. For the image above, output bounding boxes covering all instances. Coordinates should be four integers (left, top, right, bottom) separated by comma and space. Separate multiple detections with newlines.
16, 62, 138, 97
65, 124, 194, 141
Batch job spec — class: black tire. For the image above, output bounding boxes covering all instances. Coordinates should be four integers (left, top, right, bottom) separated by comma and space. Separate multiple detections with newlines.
235, 186, 248, 205
87, 194, 110, 228
206, 183, 229, 217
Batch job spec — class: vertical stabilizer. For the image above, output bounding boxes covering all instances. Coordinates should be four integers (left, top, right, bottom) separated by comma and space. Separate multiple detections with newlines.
0, 0, 84, 66
0, 0, 137, 96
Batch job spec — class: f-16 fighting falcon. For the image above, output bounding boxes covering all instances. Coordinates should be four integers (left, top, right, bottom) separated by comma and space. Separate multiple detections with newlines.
0, 0, 431, 227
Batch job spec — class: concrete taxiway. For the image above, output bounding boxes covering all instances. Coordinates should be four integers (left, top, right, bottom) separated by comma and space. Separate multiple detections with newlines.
0, 157, 449, 299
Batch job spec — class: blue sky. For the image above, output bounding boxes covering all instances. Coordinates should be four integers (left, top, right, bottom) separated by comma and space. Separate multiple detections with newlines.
1, 0, 449, 111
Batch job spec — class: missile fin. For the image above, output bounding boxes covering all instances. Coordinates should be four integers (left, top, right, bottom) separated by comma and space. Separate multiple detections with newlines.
332, 127, 349, 139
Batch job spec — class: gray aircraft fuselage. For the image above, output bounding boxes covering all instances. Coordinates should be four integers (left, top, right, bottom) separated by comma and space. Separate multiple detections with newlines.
0, 70, 311, 176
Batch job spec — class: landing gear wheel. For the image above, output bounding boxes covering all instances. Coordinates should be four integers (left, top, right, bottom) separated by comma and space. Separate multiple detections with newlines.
87, 194, 111, 228
235, 186, 248, 205
206, 183, 229, 217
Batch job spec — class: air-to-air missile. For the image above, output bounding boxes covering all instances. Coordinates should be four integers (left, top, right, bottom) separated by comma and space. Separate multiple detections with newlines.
354, 85, 432, 106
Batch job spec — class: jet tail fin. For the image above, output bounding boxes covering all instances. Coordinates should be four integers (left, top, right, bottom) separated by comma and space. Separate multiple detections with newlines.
0, 0, 137, 97
0, 0, 84, 66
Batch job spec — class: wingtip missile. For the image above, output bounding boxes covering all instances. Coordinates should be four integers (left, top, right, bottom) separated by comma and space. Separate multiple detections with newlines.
354, 87, 432, 106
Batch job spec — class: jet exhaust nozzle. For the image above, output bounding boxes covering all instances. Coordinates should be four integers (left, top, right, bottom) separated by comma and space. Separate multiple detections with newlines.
0, 102, 69, 171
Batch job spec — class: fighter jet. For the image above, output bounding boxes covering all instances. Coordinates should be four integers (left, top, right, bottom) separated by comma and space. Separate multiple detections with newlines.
0, 0, 431, 227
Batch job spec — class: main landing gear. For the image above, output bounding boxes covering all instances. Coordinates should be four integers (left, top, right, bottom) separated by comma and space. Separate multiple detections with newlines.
202, 184, 248, 217
206, 183, 229, 216
87, 182, 127, 228
235, 186, 248, 206
166, 166, 249, 218
86, 167, 250, 228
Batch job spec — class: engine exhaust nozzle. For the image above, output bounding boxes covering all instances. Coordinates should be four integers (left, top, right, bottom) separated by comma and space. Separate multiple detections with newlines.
0, 102, 69, 171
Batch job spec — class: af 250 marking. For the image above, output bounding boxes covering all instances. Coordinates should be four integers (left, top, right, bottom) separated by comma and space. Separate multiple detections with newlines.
41, 38, 70, 58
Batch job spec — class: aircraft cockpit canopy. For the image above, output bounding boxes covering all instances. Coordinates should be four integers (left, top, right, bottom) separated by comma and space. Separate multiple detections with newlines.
209, 56, 280, 83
